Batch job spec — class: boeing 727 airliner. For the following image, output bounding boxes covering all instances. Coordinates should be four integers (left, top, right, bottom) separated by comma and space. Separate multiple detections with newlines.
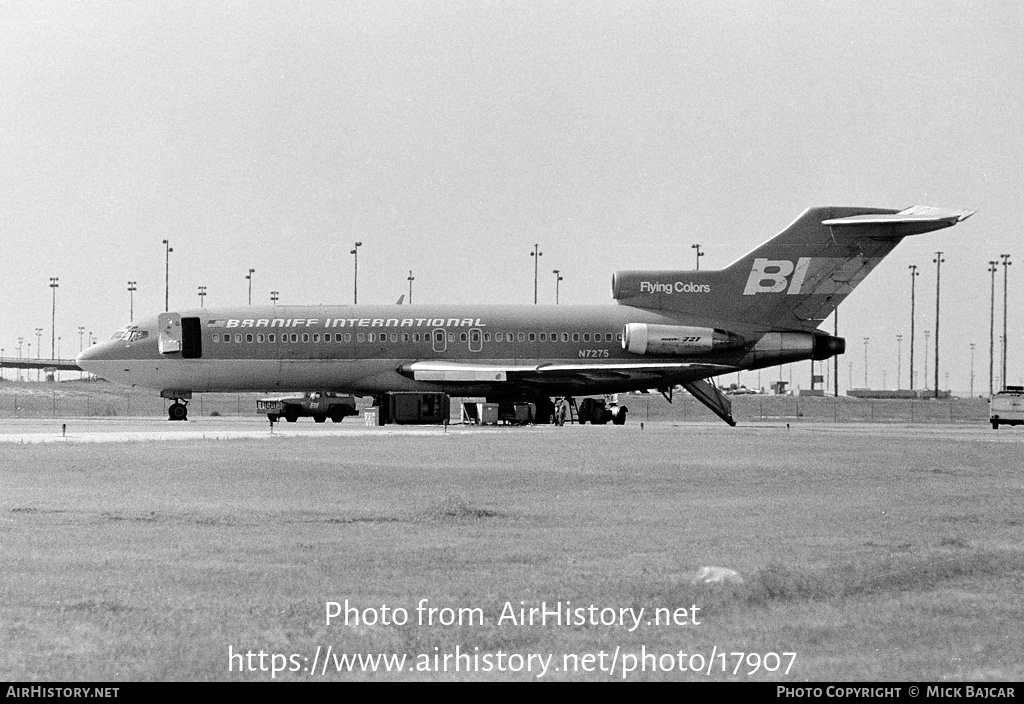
76, 205, 973, 424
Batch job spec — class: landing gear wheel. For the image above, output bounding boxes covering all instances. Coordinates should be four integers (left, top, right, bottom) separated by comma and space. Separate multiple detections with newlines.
313, 415, 327, 423
168, 402, 188, 421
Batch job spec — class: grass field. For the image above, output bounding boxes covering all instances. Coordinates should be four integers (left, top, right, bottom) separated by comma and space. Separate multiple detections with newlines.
1, 420, 1022, 681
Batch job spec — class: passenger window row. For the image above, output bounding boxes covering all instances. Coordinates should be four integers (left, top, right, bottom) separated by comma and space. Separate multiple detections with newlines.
210, 331, 623, 345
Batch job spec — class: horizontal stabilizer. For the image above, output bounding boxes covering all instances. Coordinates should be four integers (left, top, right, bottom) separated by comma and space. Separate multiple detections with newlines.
822, 206, 974, 236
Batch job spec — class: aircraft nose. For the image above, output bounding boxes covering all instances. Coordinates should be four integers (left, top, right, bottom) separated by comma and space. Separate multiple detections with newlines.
76, 342, 106, 371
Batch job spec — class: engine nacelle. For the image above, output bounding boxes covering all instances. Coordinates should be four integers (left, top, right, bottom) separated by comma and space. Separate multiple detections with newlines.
622, 323, 744, 356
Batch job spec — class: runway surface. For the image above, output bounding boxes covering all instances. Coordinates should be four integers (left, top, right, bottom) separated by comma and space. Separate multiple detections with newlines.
0, 415, 1017, 444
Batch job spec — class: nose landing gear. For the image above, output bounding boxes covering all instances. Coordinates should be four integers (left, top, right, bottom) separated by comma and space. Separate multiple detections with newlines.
168, 400, 189, 421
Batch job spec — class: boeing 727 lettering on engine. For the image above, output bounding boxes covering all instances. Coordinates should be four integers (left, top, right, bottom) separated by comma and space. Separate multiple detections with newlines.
76, 205, 973, 424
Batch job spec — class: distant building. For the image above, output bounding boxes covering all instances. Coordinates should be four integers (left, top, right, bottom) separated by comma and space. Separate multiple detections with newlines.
847, 389, 951, 399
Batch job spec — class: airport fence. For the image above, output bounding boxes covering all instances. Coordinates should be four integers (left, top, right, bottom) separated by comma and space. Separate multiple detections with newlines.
0, 381, 992, 425
0, 381, 266, 419
624, 394, 990, 425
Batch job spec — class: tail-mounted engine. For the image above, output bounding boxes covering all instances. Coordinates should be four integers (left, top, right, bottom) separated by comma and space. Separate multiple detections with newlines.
622, 323, 744, 356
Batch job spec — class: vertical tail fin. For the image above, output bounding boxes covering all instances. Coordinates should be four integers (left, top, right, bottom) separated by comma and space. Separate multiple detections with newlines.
612, 206, 973, 329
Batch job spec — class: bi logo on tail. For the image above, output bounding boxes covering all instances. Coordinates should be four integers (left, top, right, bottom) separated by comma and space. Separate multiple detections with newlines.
743, 258, 812, 296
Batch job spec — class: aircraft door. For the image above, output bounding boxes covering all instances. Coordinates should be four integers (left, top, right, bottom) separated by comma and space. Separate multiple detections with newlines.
432, 328, 447, 353
181, 317, 202, 358
468, 328, 482, 353
158, 313, 182, 354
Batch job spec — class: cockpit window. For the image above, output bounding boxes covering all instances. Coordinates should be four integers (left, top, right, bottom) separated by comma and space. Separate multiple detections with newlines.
110, 326, 148, 342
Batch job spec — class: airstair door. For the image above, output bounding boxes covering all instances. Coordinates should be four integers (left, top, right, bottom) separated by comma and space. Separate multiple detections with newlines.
158, 313, 182, 354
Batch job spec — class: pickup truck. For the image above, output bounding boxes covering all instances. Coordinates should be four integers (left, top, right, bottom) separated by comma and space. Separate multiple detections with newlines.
990, 386, 1024, 429
257, 391, 360, 423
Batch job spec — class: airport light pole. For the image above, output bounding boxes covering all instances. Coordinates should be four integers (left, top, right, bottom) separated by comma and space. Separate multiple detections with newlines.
34, 328, 42, 383
908, 264, 919, 390
970, 342, 976, 398
692, 244, 704, 270
408, 271, 414, 304
552, 270, 563, 304
127, 281, 137, 322
933, 251, 944, 397
896, 334, 903, 389
350, 242, 362, 305
989, 260, 998, 396
997, 337, 1004, 389
833, 308, 839, 397
530, 244, 542, 304
17, 338, 23, 381
246, 269, 255, 305
923, 330, 930, 390
271, 291, 279, 306
198, 285, 207, 308
1000, 253, 1011, 391
49, 277, 59, 359
78, 327, 84, 352
863, 337, 869, 388
161, 240, 172, 312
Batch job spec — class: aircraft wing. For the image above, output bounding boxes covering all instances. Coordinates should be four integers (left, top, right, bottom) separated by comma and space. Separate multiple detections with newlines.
398, 360, 734, 384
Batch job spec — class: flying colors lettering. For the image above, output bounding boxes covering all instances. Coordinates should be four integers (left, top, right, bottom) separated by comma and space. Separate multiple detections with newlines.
638, 281, 711, 294
207, 318, 487, 329
743, 258, 811, 295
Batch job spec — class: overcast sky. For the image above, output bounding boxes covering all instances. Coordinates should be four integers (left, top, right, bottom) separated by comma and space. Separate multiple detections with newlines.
2, 1, 1021, 393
